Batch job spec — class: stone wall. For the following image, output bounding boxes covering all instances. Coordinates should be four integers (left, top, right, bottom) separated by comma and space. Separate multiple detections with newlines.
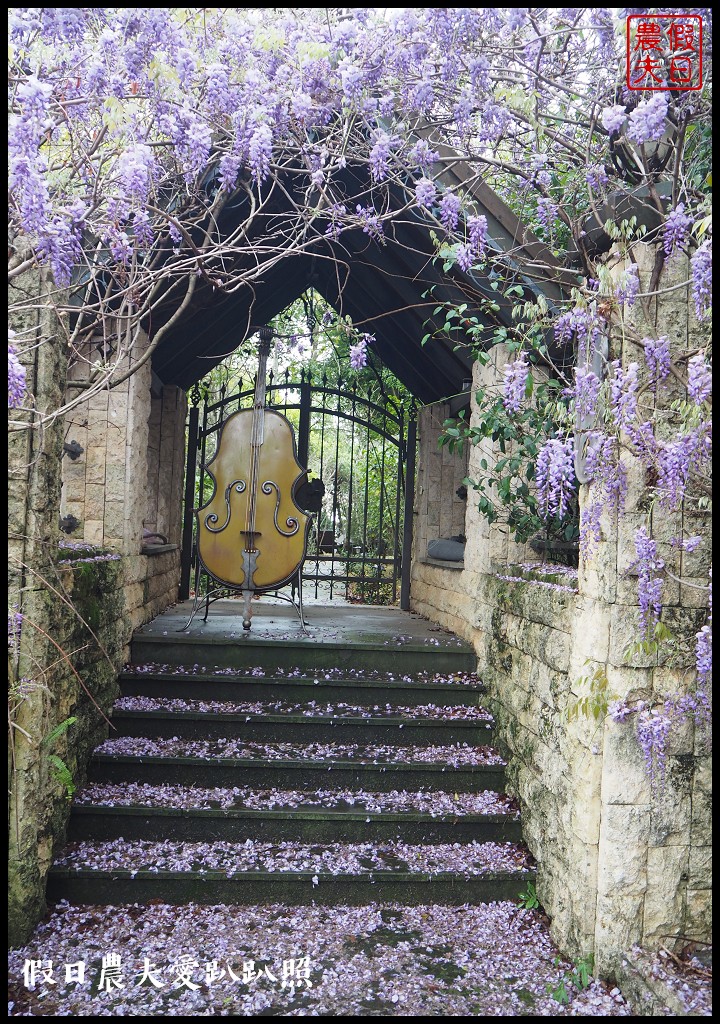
409, 246, 711, 975
61, 329, 187, 628
9, 309, 188, 944
413, 402, 469, 562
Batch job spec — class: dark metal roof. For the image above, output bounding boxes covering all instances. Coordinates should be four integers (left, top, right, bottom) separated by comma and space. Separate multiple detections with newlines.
149, 156, 575, 404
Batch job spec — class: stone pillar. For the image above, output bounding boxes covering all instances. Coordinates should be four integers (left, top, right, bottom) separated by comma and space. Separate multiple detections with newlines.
8, 266, 68, 945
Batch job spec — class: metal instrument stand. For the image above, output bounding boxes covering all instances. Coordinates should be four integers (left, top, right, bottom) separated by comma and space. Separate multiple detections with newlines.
178, 556, 309, 634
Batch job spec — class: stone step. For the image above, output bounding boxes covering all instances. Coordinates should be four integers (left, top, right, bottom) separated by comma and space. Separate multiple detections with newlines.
48, 868, 534, 907
109, 708, 493, 745
68, 805, 523, 844
119, 668, 486, 706
90, 753, 507, 793
47, 838, 533, 906
130, 634, 476, 675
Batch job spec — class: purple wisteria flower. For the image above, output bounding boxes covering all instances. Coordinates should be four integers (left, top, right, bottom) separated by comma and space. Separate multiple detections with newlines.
8, 610, 23, 654
535, 437, 575, 518
355, 205, 384, 242
627, 94, 668, 145
369, 131, 395, 182
643, 335, 670, 387
536, 197, 559, 233
615, 264, 639, 306
407, 139, 439, 174
349, 333, 374, 370
696, 623, 711, 687
585, 164, 609, 190
571, 366, 601, 421
656, 428, 710, 509
8, 340, 27, 409
553, 308, 603, 363
248, 123, 273, 183
663, 204, 692, 255
600, 104, 626, 135
609, 360, 639, 426
632, 527, 665, 639
691, 241, 712, 320
502, 352, 529, 414
439, 193, 462, 232
687, 353, 711, 404
414, 178, 436, 209
636, 704, 673, 792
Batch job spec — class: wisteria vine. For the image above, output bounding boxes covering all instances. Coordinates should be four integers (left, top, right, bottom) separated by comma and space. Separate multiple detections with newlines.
7, 9, 713, 795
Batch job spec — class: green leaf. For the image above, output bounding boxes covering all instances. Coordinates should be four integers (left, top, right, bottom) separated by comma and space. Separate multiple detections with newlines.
42, 716, 78, 749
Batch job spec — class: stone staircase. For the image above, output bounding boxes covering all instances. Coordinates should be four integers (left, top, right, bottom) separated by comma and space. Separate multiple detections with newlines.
47, 621, 534, 908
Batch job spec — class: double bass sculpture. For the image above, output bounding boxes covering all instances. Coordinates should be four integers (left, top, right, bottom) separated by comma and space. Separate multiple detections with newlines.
192, 328, 311, 630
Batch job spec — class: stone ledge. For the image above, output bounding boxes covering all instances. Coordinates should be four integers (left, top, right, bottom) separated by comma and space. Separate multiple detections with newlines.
614, 946, 711, 1016
420, 557, 465, 571
141, 543, 178, 555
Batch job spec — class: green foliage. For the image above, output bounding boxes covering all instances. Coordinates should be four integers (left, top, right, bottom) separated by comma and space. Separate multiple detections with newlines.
439, 373, 577, 546
46, 754, 76, 800
567, 665, 612, 722
547, 954, 594, 1004
517, 881, 540, 910
623, 620, 674, 662
43, 716, 78, 799
41, 715, 78, 749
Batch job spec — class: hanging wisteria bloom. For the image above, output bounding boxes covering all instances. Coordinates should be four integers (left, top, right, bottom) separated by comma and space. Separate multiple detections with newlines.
643, 335, 671, 388
571, 366, 601, 421
585, 164, 609, 191
615, 264, 639, 306
439, 193, 462, 232
635, 704, 673, 793
8, 338, 27, 409
553, 308, 603, 363
687, 353, 712, 405
632, 527, 665, 639
600, 104, 626, 135
502, 352, 529, 414
369, 131, 395, 182
691, 241, 712, 320
609, 360, 639, 427
626, 94, 668, 145
663, 204, 692, 256
535, 437, 575, 518
535, 197, 559, 234
349, 334, 373, 370
414, 178, 436, 209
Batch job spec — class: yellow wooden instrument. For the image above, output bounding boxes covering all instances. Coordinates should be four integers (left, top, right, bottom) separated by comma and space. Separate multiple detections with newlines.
195, 329, 310, 627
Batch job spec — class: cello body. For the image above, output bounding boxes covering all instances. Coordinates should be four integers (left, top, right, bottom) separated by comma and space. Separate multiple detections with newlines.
196, 406, 311, 592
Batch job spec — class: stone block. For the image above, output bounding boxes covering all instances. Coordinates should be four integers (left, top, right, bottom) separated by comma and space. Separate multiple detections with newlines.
104, 463, 127, 499
684, 889, 712, 940
649, 786, 691, 845
688, 847, 711, 890
108, 391, 129, 423
643, 845, 688, 936
609, 604, 657, 668
600, 719, 652, 805
84, 445, 106, 486
568, 600, 610, 664
570, 773, 602, 845
84, 484, 106, 522
61, 459, 87, 499
84, 520, 104, 545
690, 756, 712, 845
597, 804, 650, 895
104, 501, 126, 539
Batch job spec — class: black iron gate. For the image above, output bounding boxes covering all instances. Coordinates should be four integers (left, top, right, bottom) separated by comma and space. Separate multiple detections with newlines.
180, 369, 417, 608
